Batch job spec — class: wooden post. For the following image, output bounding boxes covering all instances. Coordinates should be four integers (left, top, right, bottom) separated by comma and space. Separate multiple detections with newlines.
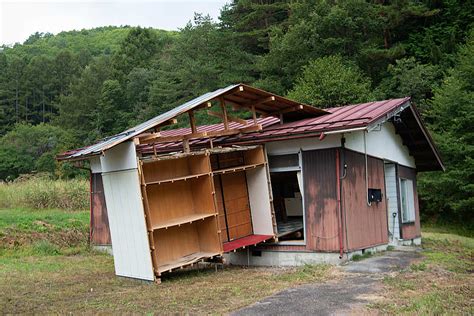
183, 139, 190, 153
251, 105, 257, 125
219, 97, 229, 130
189, 111, 197, 134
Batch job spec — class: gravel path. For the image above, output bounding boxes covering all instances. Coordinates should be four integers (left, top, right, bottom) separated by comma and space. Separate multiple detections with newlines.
232, 250, 421, 316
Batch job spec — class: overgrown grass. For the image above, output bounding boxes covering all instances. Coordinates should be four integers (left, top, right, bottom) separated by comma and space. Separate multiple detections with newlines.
0, 207, 336, 313
0, 208, 89, 251
370, 230, 474, 314
0, 175, 88, 210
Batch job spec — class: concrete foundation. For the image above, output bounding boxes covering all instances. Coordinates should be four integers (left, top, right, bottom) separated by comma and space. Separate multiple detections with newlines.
93, 245, 113, 255
225, 243, 391, 267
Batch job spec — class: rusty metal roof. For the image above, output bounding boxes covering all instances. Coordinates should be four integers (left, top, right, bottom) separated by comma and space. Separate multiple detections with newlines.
139, 98, 411, 153
137, 97, 444, 171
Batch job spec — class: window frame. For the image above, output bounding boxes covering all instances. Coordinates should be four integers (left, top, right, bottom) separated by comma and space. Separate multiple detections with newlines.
399, 178, 416, 224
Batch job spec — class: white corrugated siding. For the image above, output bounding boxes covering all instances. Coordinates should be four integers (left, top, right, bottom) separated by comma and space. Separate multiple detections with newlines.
100, 141, 154, 281
384, 164, 400, 243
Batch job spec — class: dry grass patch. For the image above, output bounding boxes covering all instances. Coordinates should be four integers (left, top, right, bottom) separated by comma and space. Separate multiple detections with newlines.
0, 253, 336, 314
369, 231, 474, 315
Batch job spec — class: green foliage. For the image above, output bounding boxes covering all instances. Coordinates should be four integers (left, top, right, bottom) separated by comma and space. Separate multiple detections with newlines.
148, 14, 257, 124
0, 1, 472, 224
418, 30, 474, 224
0, 124, 75, 180
287, 56, 373, 107
376, 57, 440, 109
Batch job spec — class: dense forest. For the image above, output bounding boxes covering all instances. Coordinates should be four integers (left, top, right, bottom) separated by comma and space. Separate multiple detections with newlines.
0, 0, 472, 224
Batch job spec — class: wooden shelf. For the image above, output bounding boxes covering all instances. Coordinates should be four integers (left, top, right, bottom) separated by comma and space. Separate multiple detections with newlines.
150, 213, 217, 230
213, 163, 265, 175
145, 172, 210, 186
156, 251, 220, 274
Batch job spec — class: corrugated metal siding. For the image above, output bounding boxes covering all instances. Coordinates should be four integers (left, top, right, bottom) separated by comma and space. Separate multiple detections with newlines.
102, 169, 154, 281
302, 149, 340, 252
342, 150, 389, 251
398, 165, 421, 239
384, 164, 400, 243
91, 173, 111, 245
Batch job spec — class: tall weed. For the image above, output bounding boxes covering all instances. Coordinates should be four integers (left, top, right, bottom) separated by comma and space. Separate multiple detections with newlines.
0, 175, 88, 211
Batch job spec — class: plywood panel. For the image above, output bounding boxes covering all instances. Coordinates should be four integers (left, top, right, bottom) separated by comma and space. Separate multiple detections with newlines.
246, 167, 274, 235
221, 172, 253, 240
398, 165, 421, 239
91, 173, 111, 245
213, 175, 229, 242
102, 169, 154, 281
152, 217, 221, 269
146, 176, 215, 228
342, 149, 389, 251
142, 154, 210, 183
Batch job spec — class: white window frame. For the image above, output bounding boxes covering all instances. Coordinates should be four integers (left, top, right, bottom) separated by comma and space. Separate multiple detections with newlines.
399, 178, 416, 223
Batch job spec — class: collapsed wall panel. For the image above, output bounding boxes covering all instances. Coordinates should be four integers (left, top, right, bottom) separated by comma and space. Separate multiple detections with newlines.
101, 142, 155, 281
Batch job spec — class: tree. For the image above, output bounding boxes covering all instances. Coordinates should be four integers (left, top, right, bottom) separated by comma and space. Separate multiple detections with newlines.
376, 57, 440, 110
220, 0, 291, 54
55, 56, 113, 143
287, 56, 373, 108
0, 123, 74, 180
148, 14, 256, 123
418, 29, 474, 224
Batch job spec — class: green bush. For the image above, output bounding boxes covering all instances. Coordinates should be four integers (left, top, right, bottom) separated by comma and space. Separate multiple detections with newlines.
0, 175, 88, 211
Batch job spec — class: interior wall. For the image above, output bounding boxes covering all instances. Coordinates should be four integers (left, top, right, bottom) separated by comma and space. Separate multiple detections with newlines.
398, 165, 421, 239
342, 149, 389, 250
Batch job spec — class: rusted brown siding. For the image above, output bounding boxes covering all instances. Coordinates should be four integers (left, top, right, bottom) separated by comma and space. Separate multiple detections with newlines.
342, 150, 388, 251
398, 165, 421, 239
302, 149, 340, 252
91, 173, 111, 245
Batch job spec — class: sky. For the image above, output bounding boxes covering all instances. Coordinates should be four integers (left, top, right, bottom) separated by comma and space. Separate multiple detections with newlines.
0, 0, 228, 45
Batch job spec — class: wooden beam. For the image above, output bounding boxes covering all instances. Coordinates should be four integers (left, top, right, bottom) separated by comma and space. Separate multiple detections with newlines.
188, 111, 197, 133
207, 110, 248, 125
219, 97, 229, 130
225, 98, 267, 114
206, 124, 262, 138
139, 131, 208, 144
243, 96, 275, 107
263, 104, 304, 118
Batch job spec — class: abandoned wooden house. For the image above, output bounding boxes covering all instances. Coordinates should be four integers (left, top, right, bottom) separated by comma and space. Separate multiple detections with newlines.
58, 84, 444, 282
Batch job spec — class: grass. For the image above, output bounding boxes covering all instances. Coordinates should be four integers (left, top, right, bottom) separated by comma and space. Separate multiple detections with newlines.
351, 250, 373, 261
369, 230, 474, 315
0, 175, 88, 210
0, 207, 336, 314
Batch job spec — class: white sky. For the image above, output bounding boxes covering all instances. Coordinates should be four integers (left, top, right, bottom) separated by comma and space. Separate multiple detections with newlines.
0, 0, 228, 45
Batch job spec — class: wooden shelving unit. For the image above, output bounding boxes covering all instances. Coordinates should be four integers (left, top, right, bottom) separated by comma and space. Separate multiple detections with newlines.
139, 153, 222, 278
138, 146, 274, 279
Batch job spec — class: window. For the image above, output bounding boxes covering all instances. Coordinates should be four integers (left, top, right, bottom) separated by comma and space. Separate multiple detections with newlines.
268, 154, 300, 171
400, 178, 415, 223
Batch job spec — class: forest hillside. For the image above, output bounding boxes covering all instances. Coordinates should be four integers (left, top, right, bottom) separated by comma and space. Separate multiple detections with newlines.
0, 0, 472, 225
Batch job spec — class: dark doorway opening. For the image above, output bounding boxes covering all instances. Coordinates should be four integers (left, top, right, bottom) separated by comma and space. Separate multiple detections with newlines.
270, 171, 304, 242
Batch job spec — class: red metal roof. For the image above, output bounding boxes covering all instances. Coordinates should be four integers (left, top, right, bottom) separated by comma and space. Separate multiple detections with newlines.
138, 97, 411, 154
